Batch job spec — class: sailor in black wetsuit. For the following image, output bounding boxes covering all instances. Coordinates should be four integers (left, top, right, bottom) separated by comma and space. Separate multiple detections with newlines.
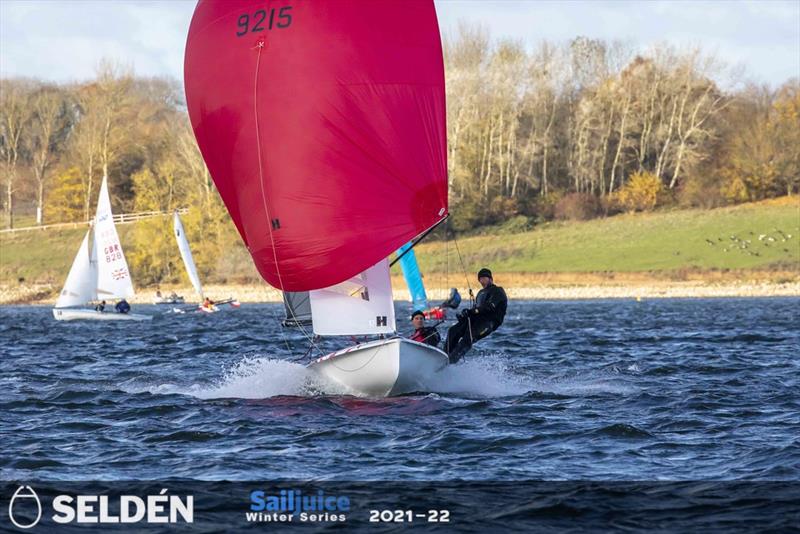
444, 268, 507, 363
115, 299, 131, 314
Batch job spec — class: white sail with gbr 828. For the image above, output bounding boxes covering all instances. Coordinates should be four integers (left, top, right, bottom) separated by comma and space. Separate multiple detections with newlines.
52, 176, 151, 322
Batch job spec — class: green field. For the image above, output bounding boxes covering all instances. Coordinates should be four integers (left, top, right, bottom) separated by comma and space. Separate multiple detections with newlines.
1, 198, 798, 286
410, 198, 800, 276
1, 223, 105, 285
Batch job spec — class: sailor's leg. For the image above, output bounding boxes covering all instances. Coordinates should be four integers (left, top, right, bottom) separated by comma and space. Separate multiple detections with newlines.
445, 320, 467, 355
448, 337, 472, 363
449, 319, 496, 363
472, 319, 496, 342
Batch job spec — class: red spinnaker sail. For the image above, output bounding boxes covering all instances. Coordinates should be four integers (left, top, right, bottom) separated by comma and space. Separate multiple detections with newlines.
184, 0, 447, 291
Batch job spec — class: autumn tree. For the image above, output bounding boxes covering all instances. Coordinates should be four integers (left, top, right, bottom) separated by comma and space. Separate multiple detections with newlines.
769, 81, 800, 195
0, 78, 34, 228
27, 85, 74, 224
67, 61, 136, 221
46, 167, 85, 222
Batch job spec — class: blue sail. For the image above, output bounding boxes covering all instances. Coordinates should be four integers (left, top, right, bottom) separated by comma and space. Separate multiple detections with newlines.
397, 242, 428, 312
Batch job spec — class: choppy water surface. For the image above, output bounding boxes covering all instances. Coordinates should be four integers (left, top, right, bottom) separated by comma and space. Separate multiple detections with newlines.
1, 299, 798, 481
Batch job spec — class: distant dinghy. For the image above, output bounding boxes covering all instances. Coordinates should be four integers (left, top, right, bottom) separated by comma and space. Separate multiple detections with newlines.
52, 176, 151, 321
172, 210, 239, 314
173, 210, 204, 302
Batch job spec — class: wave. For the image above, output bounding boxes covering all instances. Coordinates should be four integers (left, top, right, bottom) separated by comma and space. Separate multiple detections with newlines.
424, 354, 530, 398
138, 356, 348, 399
119, 351, 638, 401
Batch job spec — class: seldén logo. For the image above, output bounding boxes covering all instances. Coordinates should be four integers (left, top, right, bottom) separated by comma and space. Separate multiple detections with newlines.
9, 486, 42, 529
7, 486, 194, 527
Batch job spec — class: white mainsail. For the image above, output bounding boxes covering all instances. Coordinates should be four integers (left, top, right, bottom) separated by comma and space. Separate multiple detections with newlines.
309, 259, 396, 336
93, 175, 135, 300
55, 229, 98, 308
173, 211, 203, 300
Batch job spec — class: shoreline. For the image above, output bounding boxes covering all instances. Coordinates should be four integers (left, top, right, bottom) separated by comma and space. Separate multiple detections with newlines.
3, 275, 799, 305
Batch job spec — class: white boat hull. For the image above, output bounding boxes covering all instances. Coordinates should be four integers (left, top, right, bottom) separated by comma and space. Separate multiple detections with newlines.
52, 308, 152, 321
154, 297, 185, 305
307, 338, 448, 397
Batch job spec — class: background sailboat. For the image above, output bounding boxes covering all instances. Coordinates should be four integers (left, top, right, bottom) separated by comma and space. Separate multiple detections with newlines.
53, 176, 150, 321
173, 211, 204, 302
184, 0, 448, 395
171, 210, 239, 314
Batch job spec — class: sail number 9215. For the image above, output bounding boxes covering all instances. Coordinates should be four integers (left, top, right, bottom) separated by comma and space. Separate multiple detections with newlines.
236, 6, 292, 37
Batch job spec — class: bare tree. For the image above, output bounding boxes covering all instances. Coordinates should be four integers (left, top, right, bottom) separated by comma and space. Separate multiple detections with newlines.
0, 79, 34, 228
69, 60, 135, 219
28, 85, 73, 224
668, 50, 728, 188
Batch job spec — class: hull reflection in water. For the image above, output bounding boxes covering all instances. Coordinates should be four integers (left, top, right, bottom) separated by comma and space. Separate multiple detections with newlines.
308, 338, 448, 397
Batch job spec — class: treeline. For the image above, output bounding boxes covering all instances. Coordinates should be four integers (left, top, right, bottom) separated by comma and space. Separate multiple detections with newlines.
1, 32, 798, 282
0, 61, 241, 284
444, 26, 798, 228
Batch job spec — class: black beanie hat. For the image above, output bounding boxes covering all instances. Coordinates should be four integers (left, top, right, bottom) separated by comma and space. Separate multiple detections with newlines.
411, 310, 425, 319
477, 268, 492, 279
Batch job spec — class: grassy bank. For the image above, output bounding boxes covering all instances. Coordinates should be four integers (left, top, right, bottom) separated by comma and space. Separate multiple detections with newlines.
1, 198, 798, 303
412, 197, 799, 275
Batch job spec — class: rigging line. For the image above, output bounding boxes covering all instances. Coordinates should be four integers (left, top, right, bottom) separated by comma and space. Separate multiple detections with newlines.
389, 214, 449, 267
252, 40, 321, 356
445, 216, 450, 303
450, 227, 474, 307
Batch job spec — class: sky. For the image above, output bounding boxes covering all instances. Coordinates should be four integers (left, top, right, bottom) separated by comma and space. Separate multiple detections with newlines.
1, 0, 798, 88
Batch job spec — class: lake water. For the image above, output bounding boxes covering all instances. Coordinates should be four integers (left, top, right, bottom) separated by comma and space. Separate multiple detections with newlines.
1, 298, 798, 530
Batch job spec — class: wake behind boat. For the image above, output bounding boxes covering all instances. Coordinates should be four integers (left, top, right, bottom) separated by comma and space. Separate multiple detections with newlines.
52, 175, 150, 322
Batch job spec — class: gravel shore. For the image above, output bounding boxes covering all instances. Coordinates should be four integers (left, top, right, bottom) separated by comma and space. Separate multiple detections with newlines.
3, 277, 798, 305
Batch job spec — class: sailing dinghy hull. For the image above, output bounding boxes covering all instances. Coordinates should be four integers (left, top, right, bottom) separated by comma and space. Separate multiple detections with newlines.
154, 296, 185, 305
308, 338, 448, 397
52, 308, 152, 322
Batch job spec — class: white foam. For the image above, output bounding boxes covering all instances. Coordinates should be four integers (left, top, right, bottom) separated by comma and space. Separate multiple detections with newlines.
119, 353, 638, 401
425, 353, 530, 398
531, 374, 639, 396
192, 357, 313, 399
120, 356, 347, 400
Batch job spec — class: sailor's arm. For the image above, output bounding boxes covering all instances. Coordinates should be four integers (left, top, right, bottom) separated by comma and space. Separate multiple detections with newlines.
472, 287, 501, 316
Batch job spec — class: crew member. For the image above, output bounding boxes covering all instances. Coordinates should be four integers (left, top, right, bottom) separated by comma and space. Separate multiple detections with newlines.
95, 300, 106, 312
409, 310, 441, 347
444, 268, 507, 363
115, 299, 131, 314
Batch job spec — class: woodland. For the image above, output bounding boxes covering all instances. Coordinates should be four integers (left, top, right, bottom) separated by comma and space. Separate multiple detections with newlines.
1, 27, 798, 284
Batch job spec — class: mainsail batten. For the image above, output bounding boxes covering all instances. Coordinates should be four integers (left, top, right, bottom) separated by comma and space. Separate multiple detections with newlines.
185, 0, 448, 291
